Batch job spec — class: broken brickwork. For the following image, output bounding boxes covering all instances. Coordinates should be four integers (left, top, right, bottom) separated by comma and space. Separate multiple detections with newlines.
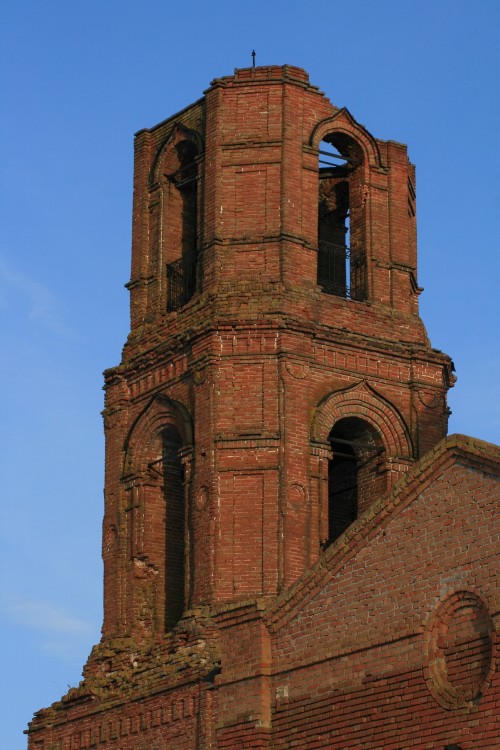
27, 66, 499, 750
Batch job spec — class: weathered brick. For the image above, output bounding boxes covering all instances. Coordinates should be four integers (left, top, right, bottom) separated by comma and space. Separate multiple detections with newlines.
27, 66, 499, 750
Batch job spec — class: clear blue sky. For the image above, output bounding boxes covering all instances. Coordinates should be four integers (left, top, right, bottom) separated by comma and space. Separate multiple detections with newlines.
1, 2, 499, 747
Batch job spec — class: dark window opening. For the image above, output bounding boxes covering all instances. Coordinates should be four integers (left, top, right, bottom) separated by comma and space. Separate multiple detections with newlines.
326, 418, 383, 545
328, 437, 358, 541
166, 141, 198, 311
162, 426, 185, 629
318, 136, 366, 301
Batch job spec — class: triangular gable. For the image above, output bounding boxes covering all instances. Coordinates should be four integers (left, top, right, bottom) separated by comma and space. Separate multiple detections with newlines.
266, 434, 500, 634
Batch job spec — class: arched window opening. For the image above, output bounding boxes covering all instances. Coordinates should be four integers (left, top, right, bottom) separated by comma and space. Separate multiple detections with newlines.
318, 135, 366, 301
326, 417, 384, 545
161, 426, 185, 628
165, 140, 198, 311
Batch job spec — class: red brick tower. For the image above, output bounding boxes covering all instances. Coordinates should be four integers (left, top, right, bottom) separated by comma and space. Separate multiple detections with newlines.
102, 64, 452, 636
28, 66, 486, 750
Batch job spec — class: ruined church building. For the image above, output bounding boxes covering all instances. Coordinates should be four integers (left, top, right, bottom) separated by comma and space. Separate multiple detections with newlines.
28, 66, 499, 750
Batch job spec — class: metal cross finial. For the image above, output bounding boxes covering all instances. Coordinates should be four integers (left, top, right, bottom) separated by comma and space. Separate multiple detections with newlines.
252, 50, 256, 68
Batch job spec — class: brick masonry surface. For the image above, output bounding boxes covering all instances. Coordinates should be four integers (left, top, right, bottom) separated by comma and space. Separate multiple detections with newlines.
27, 66, 499, 750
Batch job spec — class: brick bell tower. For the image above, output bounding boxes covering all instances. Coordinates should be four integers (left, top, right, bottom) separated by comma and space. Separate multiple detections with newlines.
27, 66, 455, 748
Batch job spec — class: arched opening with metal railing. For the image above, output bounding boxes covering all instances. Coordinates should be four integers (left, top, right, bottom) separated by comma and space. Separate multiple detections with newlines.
164, 139, 199, 311
318, 133, 366, 301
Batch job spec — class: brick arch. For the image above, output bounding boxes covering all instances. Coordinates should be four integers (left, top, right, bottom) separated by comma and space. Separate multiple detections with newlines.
121, 393, 193, 633
311, 382, 413, 459
148, 122, 202, 312
310, 108, 383, 169
150, 122, 203, 188
123, 392, 193, 475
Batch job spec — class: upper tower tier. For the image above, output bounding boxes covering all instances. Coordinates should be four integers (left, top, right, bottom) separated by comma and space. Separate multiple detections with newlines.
126, 65, 425, 349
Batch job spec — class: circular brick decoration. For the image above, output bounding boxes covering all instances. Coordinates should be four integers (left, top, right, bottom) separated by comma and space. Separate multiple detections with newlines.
196, 485, 209, 510
287, 482, 306, 512
423, 590, 493, 709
